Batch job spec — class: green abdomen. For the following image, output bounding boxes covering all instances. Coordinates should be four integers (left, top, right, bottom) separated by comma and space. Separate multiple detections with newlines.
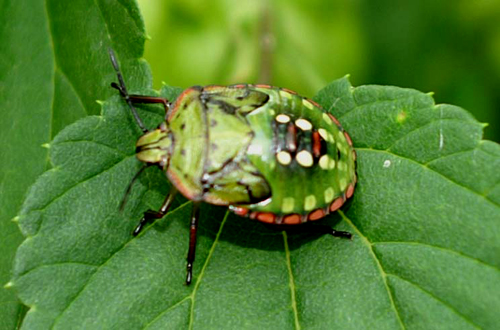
242, 86, 357, 224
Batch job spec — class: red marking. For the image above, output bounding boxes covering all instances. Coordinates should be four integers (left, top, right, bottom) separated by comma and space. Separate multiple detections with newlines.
203, 85, 224, 91
255, 84, 272, 89
281, 87, 298, 95
167, 170, 198, 201
327, 113, 341, 126
249, 212, 258, 220
168, 87, 200, 120
329, 197, 345, 212
256, 212, 276, 224
283, 214, 301, 225
286, 123, 297, 152
312, 131, 322, 158
346, 184, 355, 199
308, 99, 322, 108
344, 131, 353, 146
232, 84, 246, 88
232, 207, 249, 217
308, 208, 326, 221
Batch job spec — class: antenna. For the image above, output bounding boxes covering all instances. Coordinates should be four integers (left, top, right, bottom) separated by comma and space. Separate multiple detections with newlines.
108, 48, 148, 133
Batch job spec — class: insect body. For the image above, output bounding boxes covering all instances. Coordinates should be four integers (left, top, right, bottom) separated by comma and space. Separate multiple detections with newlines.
109, 50, 356, 285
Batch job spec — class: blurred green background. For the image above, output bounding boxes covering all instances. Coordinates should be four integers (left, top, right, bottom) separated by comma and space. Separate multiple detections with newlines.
138, 0, 500, 142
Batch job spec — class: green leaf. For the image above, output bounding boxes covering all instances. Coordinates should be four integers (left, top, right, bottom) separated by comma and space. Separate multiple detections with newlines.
11, 75, 500, 329
0, 0, 148, 328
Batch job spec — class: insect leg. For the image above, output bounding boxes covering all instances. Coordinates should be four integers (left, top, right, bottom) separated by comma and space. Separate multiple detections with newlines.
311, 225, 352, 240
132, 189, 177, 236
272, 223, 352, 240
108, 48, 148, 133
127, 94, 170, 115
185, 202, 201, 285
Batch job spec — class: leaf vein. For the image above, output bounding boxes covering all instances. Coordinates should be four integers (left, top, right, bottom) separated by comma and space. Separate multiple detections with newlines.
340, 211, 406, 330
142, 296, 192, 330
28, 155, 135, 217
49, 201, 192, 329
283, 231, 301, 330
17, 262, 99, 279
424, 148, 478, 166
373, 241, 500, 272
386, 273, 481, 329
188, 211, 230, 330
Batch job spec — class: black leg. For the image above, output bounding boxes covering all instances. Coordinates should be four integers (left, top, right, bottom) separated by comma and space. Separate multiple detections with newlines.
308, 224, 352, 240
263, 223, 353, 240
133, 190, 177, 236
185, 202, 201, 285
108, 48, 148, 133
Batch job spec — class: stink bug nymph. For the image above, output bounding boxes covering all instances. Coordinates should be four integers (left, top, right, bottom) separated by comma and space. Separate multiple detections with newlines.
109, 49, 357, 285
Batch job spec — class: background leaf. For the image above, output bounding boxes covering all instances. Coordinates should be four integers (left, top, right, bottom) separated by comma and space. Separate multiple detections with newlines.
137, 0, 500, 143
0, 0, 148, 328
11, 77, 500, 329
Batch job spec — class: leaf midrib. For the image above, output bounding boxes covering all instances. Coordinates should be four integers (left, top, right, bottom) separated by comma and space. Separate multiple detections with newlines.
340, 210, 406, 330
283, 231, 301, 330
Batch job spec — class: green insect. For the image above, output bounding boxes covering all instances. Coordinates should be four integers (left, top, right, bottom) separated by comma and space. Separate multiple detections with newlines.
109, 50, 357, 285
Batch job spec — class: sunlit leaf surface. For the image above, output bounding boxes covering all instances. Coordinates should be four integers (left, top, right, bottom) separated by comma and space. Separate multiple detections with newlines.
11, 76, 500, 329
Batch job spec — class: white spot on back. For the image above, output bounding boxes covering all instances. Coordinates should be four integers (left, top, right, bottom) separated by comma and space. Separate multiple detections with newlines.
383, 160, 391, 168
296, 150, 313, 167
336, 143, 345, 154
323, 113, 333, 125
339, 178, 347, 191
319, 155, 335, 170
302, 99, 314, 110
295, 119, 313, 131
282, 197, 295, 213
324, 187, 335, 203
279, 90, 292, 99
276, 114, 291, 123
304, 195, 317, 211
277, 151, 292, 165
337, 130, 346, 141
318, 128, 329, 141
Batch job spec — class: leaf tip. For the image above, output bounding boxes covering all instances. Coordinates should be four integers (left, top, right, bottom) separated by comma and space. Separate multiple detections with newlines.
481, 122, 489, 128
427, 91, 435, 97
145, 34, 152, 40
4, 281, 14, 289
96, 100, 105, 106
41, 143, 50, 149
11, 216, 19, 223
